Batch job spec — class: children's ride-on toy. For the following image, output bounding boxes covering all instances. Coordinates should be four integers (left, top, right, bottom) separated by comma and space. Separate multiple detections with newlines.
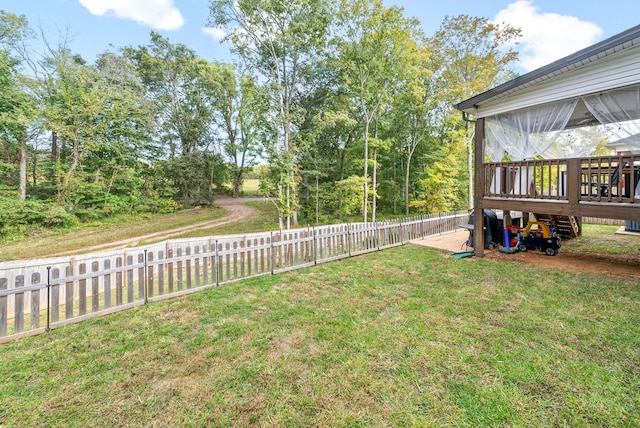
516, 220, 561, 256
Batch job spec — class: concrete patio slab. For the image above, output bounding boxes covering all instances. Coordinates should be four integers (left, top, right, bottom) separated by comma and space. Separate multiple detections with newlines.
411, 229, 472, 253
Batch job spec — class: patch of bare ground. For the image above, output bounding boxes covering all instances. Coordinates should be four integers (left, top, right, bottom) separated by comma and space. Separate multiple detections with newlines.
417, 229, 640, 279
482, 248, 640, 279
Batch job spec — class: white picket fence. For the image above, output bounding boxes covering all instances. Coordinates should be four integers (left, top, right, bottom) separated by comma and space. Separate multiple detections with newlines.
0, 211, 468, 343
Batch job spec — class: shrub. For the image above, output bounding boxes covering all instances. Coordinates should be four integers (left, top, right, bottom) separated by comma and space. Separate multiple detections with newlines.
0, 198, 77, 235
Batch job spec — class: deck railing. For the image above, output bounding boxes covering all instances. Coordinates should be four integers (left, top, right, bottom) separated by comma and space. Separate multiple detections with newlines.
483, 155, 639, 203
0, 211, 468, 343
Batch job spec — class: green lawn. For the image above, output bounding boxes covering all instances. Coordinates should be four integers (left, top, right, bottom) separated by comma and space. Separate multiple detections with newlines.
566, 224, 640, 254
0, 202, 279, 262
0, 206, 229, 262
240, 178, 261, 196
1, 245, 638, 427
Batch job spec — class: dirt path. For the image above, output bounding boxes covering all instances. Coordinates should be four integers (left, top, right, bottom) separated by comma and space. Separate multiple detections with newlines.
54, 201, 255, 256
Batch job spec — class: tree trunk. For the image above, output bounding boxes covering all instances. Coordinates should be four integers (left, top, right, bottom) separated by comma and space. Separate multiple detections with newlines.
232, 169, 243, 197
337, 133, 352, 211
60, 139, 80, 209
315, 174, 319, 225
372, 146, 377, 223
405, 130, 420, 217
392, 151, 397, 215
229, 131, 244, 198
19, 133, 27, 200
363, 120, 369, 223
51, 131, 58, 162
290, 170, 297, 227
286, 180, 291, 230
405, 150, 413, 218
31, 147, 37, 185
277, 182, 284, 230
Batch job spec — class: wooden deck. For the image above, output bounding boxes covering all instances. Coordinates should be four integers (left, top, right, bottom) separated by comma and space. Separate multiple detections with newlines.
472, 150, 640, 256
479, 155, 640, 221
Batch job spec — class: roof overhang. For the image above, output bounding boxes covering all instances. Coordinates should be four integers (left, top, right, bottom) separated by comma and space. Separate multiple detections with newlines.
606, 133, 640, 152
455, 24, 640, 117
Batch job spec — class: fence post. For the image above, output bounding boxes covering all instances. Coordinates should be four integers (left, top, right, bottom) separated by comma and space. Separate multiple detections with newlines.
0, 278, 6, 337
46, 266, 51, 332
65, 265, 74, 319
91, 262, 99, 314
78, 264, 87, 316
347, 223, 351, 257
147, 250, 155, 298
14, 275, 24, 334
313, 226, 317, 265
143, 250, 148, 304
270, 232, 275, 275
214, 240, 220, 286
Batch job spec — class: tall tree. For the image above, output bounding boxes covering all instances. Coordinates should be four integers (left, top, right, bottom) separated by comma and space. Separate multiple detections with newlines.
208, 0, 332, 229
419, 137, 463, 213
0, 10, 34, 200
42, 52, 102, 207
431, 15, 520, 209
386, 41, 435, 217
124, 33, 215, 158
125, 34, 228, 205
202, 62, 268, 197
0, 50, 32, 199
0, 10, 31, 49
334, 0, 422, 222
40, 47, 155, 212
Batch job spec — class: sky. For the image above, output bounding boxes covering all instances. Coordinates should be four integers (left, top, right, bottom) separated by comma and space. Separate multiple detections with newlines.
2, 0, 639, 74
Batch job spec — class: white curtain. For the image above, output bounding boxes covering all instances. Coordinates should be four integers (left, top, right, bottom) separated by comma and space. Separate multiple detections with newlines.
583, 85, 640, 149
548, 124, 606, 159
485, 99, 577, 161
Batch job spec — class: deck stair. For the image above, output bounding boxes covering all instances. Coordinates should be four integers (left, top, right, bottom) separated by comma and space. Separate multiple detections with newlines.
532, 213, 580, 238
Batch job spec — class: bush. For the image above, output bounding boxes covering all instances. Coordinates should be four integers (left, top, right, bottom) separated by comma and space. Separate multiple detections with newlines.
0, 198, 77, 235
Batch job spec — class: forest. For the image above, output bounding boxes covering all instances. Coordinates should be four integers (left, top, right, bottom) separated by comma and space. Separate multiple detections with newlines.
0, 0, 521, 235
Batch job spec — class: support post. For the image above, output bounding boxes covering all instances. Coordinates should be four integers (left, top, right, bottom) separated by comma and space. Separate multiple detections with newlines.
474, 117, 486, 257
567, 158, 580, 207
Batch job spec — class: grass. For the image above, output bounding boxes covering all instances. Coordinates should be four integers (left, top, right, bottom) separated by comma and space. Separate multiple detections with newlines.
1, 244, 638, 427
240, 179, 262, 196
0, 206, 229, 262
0, 200, 279, 262
0, 176, 267, 262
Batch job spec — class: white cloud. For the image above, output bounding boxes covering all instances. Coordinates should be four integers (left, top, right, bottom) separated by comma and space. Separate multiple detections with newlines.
79, 0, 185, 31
202, 27, 226, 41
493, 0, 603, 72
